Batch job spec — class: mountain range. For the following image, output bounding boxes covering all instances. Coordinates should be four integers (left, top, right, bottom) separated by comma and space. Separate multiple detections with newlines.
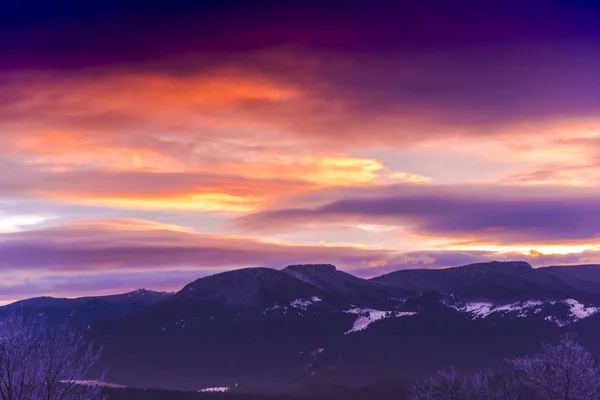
4, 261, 600, 394
0, 288, 172, 326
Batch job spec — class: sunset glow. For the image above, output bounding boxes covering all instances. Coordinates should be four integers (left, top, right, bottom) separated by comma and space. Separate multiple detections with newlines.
2, 0, 600, 302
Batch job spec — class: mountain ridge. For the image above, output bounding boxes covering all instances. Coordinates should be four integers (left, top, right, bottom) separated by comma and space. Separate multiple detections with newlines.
372, 261, 600, 302
6, 261, 600, 392
0, 289, 173, 325
7, 262, 600, 316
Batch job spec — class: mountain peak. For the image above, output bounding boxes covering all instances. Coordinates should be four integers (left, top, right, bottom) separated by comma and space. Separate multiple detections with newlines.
372, 260, 550, 302
178, 267, 322, 309
125, 288, 173, 297
458, 261, 533, 272
283, 264, 337, 274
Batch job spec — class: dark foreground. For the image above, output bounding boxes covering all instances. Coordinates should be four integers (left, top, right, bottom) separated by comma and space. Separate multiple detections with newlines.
102, 382, 409, 400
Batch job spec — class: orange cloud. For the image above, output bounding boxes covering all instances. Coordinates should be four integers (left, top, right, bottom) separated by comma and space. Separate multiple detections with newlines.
219, 155, 387, 186
75, 193, 263, 213
1, 68, 307, 171
5, 156, 431, 212
0, 163, 315, 213
4, 60, 599, 193
2, 158, 428, 213
4, 56, 600, 221
0, 67, 416, 212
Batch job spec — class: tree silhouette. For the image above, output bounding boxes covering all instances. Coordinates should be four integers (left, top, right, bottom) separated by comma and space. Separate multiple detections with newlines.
0, 309, 106, 400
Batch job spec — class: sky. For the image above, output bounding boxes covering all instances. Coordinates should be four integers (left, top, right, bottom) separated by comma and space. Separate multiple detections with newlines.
2, 0, 600, 302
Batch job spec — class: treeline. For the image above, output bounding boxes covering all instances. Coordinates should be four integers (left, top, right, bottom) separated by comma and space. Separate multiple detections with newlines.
409, 334, 600, 400
102, 383, 411, 400
4, 307, 599, 400
106, 334, 600, 400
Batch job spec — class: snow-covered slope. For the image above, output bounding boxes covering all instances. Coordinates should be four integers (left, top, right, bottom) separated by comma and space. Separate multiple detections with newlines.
344, 307, 416, 334
199, 387, 229, 392
446, 298, 600, 326
264, 296, 323, 314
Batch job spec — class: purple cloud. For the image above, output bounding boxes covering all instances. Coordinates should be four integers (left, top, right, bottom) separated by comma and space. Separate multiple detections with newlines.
3, 1, 600, 139
235, 184, 600, 244
0, 270, 211, 304
2, 218, 600, 301
0, 219, 422, 271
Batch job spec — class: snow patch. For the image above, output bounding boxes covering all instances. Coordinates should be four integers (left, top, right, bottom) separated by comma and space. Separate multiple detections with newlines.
290, 297, 321, 310
450, 301, 544, 319
200, 387, 229, 392
344, 308, 416, 334
60, 380, 126, 388
562, 299, 599, 321
264, 305, 287, 314
545, 315, 565, 327
266, 297, 323, 314
449, 299, 599, 326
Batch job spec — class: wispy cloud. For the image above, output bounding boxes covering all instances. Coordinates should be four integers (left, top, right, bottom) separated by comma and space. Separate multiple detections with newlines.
235, 184, 600, 246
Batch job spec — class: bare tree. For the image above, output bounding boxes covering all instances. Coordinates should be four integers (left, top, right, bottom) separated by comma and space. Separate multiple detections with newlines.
0, 309, 106, 400
408, 367, 468, 400
0, 311, 41, 400
408, 335, 600, 400
511, 333, 600, 400
463, 367, 525, 400
486, 365, 526, 400
409, 366, 525, 400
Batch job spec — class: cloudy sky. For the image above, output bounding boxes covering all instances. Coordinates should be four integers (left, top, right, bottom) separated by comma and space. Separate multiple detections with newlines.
2, 0, 600, 302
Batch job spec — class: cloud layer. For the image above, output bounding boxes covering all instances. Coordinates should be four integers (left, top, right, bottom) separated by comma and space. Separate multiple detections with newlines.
235, 184, 600, 245
2, 1, 600, 300
1, 218, 600, 303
